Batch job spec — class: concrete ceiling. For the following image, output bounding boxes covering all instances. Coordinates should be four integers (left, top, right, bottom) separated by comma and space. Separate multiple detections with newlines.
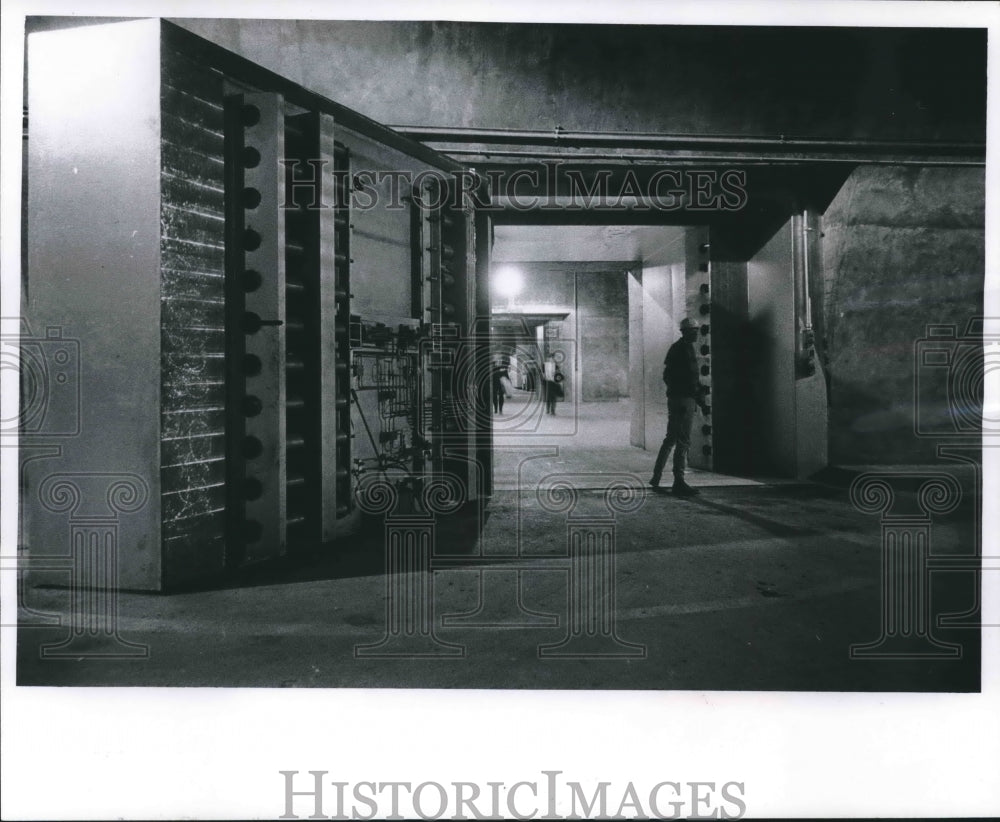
492, 224, 687, 265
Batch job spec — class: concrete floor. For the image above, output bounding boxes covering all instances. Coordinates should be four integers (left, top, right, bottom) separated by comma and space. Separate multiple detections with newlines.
490, 394, 768, 490
17, 399, 983, 690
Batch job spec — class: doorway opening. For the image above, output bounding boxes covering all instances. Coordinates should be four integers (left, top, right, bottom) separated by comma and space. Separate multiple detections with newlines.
488, 224, 758, 492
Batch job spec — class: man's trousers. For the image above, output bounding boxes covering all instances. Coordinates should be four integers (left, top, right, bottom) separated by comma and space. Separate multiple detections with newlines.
652, 396, 696, 485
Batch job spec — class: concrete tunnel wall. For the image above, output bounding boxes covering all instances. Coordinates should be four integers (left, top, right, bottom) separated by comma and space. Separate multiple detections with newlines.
821, 165, 985, 465
168, 20, 985, 142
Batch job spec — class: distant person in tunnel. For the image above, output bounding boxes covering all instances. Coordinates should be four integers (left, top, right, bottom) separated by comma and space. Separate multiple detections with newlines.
491, 356, 510, 415
542, 354, 564, 415
650, 317, 709, 497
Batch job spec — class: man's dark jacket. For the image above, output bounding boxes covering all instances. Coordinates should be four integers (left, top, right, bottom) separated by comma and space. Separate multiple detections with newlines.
663, 338, 701, 399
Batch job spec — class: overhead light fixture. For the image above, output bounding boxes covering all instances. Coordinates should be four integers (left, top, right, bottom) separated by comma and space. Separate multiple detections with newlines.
493, 266, 523, 298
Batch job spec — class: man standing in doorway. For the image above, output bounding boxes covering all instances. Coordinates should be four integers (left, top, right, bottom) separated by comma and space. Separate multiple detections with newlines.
650, 317, 708, 497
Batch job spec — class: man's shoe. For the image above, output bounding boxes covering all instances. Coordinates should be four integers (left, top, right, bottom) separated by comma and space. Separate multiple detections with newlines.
649, 480, 667, 494
672, 481, 699, 497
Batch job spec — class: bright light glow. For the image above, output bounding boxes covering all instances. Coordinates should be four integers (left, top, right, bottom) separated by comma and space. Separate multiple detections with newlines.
493, 266, 524, 298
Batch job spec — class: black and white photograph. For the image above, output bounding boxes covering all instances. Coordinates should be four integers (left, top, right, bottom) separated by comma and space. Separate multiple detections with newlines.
2, 0, 998, 819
